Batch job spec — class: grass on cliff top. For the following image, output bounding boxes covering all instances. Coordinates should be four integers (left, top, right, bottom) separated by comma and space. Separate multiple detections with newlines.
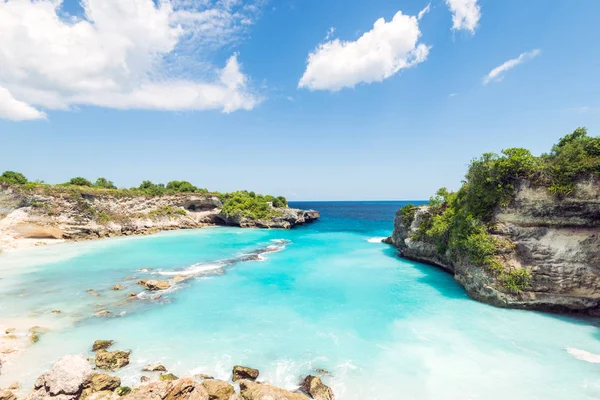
400, 127, 599, 292
0, 173, 289, 221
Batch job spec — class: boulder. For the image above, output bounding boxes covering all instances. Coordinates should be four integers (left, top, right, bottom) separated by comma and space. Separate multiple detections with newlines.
121, 381, 169, 400
164, 379, 209, 400
138, 280, 171, 291
83, 373, 121, 392
201, 380, 234, 400
5, 328, 15, 334
232, 366, 259, 382
143, 363, 167, 372
300, 376, 334, 400
95, 350, 130, 371
92, 340, 114, 352
0, 391, 16, 400
140, 377, 150, 383
113, 285, 123, 291
94, 310, 111, 317
159, 374, 178, 382
239, 381, 308, 400
28, 355, 93, 399
194, 374, 214, 381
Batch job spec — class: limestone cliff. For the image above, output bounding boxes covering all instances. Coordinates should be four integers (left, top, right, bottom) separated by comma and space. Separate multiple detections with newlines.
0, 186, 319, 251
386, 178, 600, 314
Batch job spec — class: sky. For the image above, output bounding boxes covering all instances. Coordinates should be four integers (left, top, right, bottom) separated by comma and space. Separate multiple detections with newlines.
0, 0, 599, 200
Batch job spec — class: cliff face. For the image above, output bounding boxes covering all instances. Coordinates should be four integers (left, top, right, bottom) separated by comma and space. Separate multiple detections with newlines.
387, 178, 600, 314
0, 187, 319, 251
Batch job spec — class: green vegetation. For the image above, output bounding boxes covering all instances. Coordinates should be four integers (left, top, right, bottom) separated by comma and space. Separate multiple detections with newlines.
221, 191, 287, 220
148, 206, 187, 220
0, 171, 28, 185
95, 177, 117, 189
116, 387, 132, 396
400, 127, 599, 281
67, 177, 93, 187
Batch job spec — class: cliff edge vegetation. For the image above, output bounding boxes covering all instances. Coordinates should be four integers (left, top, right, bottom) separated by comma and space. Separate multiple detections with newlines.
387, 127, 600, 313
0, 174, 318, 251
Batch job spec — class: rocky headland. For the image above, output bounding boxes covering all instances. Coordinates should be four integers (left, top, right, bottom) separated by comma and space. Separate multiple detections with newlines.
0, 185, 319, 252
386, 128, 600, 314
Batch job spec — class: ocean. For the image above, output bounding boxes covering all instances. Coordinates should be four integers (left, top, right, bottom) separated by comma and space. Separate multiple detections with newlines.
1, 201, 599, 399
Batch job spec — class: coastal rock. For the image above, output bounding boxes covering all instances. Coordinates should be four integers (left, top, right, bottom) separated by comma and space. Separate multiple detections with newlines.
193, 375, 214, 381
159, 374, 178, 382
239, 380, 308, 400
5, 328, 15, 335
164, 379, 208, 400
386, 178, 600, 314
0, 391, 16, 400
94, 310, 111, 317
83, 373, 121, 392
28, 355, 93, 399
200, 380, 234, 400
112, 285, 123, 291
143, 363, 167, 372
121, 381, 169, 400
92, 340, 114, 352
95, 350, 130, 371
232, 366, 259, 382
300, 376, 334, 400
138, 280, 171, 291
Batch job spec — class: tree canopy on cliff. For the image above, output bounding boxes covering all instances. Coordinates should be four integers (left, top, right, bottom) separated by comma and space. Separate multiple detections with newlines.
0, 171, 28, 185
400, 127, 599, 291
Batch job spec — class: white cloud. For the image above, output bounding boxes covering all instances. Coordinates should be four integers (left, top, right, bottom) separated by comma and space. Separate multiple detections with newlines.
483, 49, 541, 85
418, 4, 431, 21
0, 0, 263, 121
298, 10, 429, 91
446, 0, 480, 33
0, 87, 47, 121
448, 93, 458, 97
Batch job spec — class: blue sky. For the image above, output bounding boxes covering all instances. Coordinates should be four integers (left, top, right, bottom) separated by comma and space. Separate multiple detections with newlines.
0, 0, 599, 200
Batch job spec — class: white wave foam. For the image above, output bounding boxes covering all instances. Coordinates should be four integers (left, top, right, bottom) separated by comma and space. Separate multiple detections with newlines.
566, 347, 600, 363
157, 263, 224, 277
367, 237, 387, 243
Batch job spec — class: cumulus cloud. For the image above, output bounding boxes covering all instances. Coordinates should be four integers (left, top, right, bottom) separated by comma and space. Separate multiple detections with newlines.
0, 87, 47, 121
483, 49, 541, 85
298, 10, 430, 92
446, 0, 481, 33
0, 0, 263, 121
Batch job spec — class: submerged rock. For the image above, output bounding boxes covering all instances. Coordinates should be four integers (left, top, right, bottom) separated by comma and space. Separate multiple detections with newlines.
200, 380, 233, 400
232, 366, 259, 382
138, 280, 171, 291
29, 355, 93, 399
95, 349, 131, 371
94, 310, 111, 317
300, 376, 334, 400
143, 363, 167, 372
239, 380, 308, 400
92, 340, 114, 352
113, 285, 123, 291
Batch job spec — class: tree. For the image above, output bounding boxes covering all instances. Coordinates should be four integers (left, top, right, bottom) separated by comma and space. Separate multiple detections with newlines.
0, 171, 28, 185
166, 180, 197, 193
94, 177, 117, 189
68, 177, 93, 187
272, 196, 288, 208
138, 180, 166, 195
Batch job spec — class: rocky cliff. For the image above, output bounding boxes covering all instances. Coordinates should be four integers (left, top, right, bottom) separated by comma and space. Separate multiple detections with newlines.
0, 186, 319, 252
386, 178, 600, 314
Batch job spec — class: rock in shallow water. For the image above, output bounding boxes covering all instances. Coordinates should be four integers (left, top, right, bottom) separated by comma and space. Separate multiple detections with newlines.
92, 340, 114, 352
239, 380, 308, 400
95, 349, 130, 371
144, 363, 168, 372
232, 366, 259, 382
138, 280, 171, 291
300, 376, 334, 400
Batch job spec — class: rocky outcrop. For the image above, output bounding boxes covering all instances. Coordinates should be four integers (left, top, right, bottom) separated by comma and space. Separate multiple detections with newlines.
138, 280, 171, 291
239, 380, 308, 400
232, 366, 259, 382
300, 376, 334, 400
386, 178, 600, 314
28, 355, 92, 399
91, 341, 113, 352
0, 187, 320, 252
199, 380, 233, 400
94, 349, 130, 371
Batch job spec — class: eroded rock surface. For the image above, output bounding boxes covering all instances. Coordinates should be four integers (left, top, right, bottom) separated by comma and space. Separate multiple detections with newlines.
300, 376, 334, 400
239, 380, 308, 400
95, 350, 130, 371
28, 355, 92, 399
232, 366, 259, 382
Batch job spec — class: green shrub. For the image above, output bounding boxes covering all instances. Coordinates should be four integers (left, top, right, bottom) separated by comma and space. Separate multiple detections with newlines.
220, 191, 286, 219
0, 171, 28, 185
67, 177, 93, 187
500, 268, 532, 293
272, 196, 288, 208
148, 206, 186, 219
94, 177, 117, 189
399, 204, 417, 228
138, 181, 166, 195
166, 180, 198, 193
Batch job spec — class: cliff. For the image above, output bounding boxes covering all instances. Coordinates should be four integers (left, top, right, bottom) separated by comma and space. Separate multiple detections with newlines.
386, 127, 600, 314
0, 186, 319, 252
387, 178, 600, 314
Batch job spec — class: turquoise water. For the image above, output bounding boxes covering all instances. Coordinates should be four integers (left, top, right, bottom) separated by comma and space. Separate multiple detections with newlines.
1, 201, 600, 399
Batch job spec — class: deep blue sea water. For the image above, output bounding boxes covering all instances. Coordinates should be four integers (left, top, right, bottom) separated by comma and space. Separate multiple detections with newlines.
1, 201, 600, 399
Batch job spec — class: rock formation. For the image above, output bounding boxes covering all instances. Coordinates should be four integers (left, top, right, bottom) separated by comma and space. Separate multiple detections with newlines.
386, 178, 600, 314
231, 366, 259, 382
